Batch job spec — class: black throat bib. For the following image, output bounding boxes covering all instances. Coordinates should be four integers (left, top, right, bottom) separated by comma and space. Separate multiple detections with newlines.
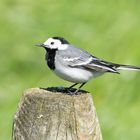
45, 48, 57, 70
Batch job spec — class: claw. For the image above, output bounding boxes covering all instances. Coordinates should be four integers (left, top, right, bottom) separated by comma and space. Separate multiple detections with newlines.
66, 88, 80, 95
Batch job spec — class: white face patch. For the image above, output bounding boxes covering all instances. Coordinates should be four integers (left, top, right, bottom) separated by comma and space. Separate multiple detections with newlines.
58, 44, 68, 50
43, 38, 68, 50
43, 38, 61, 49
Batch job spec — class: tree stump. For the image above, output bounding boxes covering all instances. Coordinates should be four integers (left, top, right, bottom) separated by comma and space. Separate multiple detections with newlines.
12, 87, 102, 140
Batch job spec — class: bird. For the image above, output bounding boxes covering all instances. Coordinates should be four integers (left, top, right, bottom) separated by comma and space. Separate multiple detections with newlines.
36, 37, 140, 94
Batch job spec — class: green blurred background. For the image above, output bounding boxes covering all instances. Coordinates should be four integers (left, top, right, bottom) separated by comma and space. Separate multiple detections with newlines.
0, 0, 140, 139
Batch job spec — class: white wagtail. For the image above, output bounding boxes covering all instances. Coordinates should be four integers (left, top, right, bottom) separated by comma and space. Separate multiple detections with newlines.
36, 37, 140, 93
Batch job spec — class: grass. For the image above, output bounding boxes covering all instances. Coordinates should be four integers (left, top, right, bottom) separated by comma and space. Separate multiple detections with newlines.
0, 0, 140, 139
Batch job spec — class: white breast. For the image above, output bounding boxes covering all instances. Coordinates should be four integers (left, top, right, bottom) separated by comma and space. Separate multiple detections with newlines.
53, 51, 102, 83
54, 58, 103, 83
54, 66, 94, 83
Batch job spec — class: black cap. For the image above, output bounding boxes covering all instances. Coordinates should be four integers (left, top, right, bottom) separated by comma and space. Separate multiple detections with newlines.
52, 37, 70, 44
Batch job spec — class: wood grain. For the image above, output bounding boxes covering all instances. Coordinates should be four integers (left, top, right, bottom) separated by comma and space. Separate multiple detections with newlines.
12, 88, 102, 140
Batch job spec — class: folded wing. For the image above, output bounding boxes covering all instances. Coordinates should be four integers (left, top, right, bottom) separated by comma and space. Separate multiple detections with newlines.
58, 45, 119, 73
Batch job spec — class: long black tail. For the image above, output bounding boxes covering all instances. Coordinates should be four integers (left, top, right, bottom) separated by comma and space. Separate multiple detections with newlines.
116, 64, 140, 71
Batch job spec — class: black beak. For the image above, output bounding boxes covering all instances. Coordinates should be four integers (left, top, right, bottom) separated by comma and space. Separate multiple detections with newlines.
35, 43, 45, 47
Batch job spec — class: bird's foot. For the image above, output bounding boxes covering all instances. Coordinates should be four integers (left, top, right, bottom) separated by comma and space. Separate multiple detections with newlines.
42, 86, 88, 95
66, 88, 80, 95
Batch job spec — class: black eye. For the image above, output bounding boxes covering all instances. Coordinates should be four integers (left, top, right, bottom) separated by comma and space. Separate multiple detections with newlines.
51, 42, 54, 45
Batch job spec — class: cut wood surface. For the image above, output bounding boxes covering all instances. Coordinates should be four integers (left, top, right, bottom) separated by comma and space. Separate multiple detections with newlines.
12, 87, 103, 140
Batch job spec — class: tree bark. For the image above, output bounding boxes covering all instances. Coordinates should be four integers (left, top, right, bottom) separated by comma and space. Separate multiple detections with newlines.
12, 88, 102, 140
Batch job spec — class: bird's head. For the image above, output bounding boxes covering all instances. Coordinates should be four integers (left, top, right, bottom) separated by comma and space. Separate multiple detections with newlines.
36, 37, 70, 50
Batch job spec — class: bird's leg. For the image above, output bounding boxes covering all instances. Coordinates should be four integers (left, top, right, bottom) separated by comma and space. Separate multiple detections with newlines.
73, 82, 86, 94
67, 83, 78, 94
68, 83, 78, 89
67, 83, 86, 95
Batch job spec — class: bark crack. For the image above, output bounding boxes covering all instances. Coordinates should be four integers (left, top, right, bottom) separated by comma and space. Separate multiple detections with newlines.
56, 99, 61, 140
73, 98, 79, 140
